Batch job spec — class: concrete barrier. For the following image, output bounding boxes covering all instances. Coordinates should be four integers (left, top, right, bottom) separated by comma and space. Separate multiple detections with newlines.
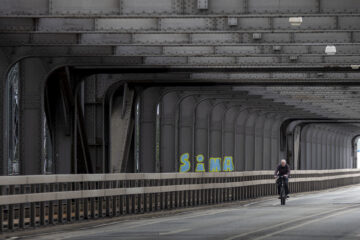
0, 169, 360, 232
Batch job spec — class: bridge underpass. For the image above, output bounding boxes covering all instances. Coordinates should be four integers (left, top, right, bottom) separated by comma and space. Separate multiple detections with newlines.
1, 0, 360, 239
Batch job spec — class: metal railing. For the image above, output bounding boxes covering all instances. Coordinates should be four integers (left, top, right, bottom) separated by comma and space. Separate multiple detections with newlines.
0, 169, 360, 233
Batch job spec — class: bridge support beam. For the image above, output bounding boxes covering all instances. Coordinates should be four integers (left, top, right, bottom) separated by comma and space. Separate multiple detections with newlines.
0, 51, 10, 175
19, 58, 47, 175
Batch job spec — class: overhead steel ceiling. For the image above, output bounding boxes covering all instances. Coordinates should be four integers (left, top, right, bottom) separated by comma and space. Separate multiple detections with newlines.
1, 0, 360, 69
1, 0, 360, 120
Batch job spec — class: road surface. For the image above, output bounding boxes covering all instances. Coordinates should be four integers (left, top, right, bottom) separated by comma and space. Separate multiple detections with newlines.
19, 185, 360, 240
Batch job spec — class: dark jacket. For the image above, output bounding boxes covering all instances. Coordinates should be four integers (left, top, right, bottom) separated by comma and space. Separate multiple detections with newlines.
274, 164, 290, 177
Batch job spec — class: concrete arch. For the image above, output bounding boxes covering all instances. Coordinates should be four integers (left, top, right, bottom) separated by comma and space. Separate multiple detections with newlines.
300, 124, 308, 170
194, 100, 212, 170
223, 106, 241, 161
178, 95, 197, 171
331, 130, 339, 169
263, 114, 276, 170
320, 129, 329, 169
326, 131, 333, 169
209, 102, 227, 158
254, 112, 267, 170
315, 127, 323, 170
271, 117, 282, 169
309, 127, 318, 169
235, 109, 249, 171
160, 91, 178, 172
139, 87, 161, 172
305, 125, 314, 170
335, 132, 342, 169
244, 112, 258, 171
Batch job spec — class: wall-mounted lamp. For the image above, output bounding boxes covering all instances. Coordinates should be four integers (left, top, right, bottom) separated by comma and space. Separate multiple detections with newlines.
289, 17, 303, 26
325, 45, 336, 55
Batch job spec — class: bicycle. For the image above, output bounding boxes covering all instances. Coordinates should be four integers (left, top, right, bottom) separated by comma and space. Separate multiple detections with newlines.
277, 176, 287, 205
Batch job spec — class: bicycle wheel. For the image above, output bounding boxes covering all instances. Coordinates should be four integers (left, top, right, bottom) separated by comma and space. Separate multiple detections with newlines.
280, 185, 286, 205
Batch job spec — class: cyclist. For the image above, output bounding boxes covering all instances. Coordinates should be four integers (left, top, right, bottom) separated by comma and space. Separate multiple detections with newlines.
274, 159, 290, 199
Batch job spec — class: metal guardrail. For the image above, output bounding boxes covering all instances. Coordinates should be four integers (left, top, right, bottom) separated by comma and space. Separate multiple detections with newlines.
0, 169, 360, 233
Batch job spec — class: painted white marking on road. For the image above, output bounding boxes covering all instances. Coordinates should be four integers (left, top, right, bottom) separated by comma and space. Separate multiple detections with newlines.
252, 208, 355, 240
223, 206, 351, 240
160, 228, 191, 235
44, 209, 234, 240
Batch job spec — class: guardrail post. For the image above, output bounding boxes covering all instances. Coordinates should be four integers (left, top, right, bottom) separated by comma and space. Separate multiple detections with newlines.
139, 180, 144, 213
126, 189, 130, 214
144, 180, 148, 213
49, 184, 54, 224
132, 193, 136, 213
0, 205, 3, 232
119, 193, 124, 215
132, 181, 136, 214
40, 184, 45, 226
202, 178, 206, 204
183, 178, 188, 207
105, 181, 110, 217
170, 179, 175, 209
90, 197, 95, 219
161, 179, 165, 209
8, 185, 15, 231
220, 178, 224, 203
75, 182, 80, 220
30, 185, 36, 228
112, 192, 118, 217
98, 181, 103, 217
19, 185, 25, 228
66, 183, 72, 223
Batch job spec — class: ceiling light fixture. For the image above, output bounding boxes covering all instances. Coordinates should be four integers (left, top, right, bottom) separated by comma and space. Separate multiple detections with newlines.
325, 45, 336, 55
289, 17, 303, 26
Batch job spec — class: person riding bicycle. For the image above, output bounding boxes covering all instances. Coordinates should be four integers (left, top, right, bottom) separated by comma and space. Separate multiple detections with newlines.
274, 159, 290, 199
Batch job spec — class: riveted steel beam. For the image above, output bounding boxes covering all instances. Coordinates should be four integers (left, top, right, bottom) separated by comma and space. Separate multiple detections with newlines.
0, 16, 360, 32
1, 0, 360, 16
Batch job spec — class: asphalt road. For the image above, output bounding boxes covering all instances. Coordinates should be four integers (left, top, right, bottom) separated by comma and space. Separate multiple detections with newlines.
19, 185, 360, 240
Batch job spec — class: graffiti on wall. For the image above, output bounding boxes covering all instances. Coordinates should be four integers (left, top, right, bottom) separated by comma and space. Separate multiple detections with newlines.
179, 154, 234, 173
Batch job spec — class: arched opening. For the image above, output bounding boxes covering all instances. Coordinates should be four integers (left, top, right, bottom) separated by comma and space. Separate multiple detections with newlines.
6, 63, 20, 175
357, 138, 360, 169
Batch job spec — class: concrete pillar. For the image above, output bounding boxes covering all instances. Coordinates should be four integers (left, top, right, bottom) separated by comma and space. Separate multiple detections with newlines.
19, 58, 47, 174
254, 113, 266, 170
209, 103, 225, 160
139, 87, 160, 172
160, 92, 178, 172
178, 96, 196, 171
306, 126, 313, 170
325, 132, 330, 169
235, 110, 248, 171
271, 118, 281, 169
315, 128, 322, 169
223, 107, 239, 161
339, 134, 344, 169
263, 115, 275, 170
335, 133, 341, 169
310, 128, 317, 169
194, 100, 211, 172
244, 112, 257, 170
347, 136, 352, 168
321, 130, 326, 169
109, 86, 134, 173
0, 51, 10, 175
332, 132, 337, 169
